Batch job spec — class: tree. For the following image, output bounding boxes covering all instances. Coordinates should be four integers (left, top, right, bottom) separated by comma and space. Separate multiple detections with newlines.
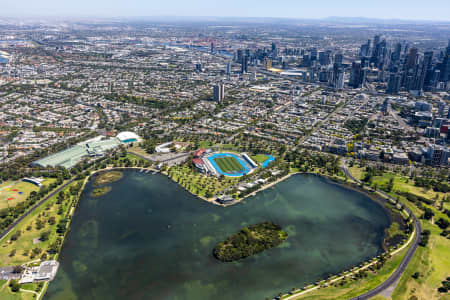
9, 280, 20, 292
48, 242, 59, 254
386, 177, 394, 192
436, 218, 449, 230
10, 230, 21, 241
32, 247, 42, 256
40, 231, 51, 241
57, 190, 66, 204
36, 219, 45, 230
421, 208, 434, 220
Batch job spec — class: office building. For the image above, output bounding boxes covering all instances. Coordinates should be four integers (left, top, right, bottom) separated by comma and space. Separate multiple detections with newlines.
213, 83, 225, 102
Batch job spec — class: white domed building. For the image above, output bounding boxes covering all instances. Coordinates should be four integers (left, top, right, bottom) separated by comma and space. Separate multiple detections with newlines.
116, 131, 141, 144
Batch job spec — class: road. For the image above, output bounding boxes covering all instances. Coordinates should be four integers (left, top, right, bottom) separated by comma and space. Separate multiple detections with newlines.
0, 179, 75, 243
388, 103, 412, 132
226, 131, 241, 142
341, 162, 422, 300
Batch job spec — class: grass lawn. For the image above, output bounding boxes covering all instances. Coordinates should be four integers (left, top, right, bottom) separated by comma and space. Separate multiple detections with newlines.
348, 166, 364, 181
218, 144, 235, 150
289, 246, 410, 300
373, 174, 444, 200
0, 181, 80, 266
392, 220, 450, 300
125, 153, 145, 164
251, 154, 270, 164
0, 280, 36, 300
198, 141, 212, 149
128, 144, 149, 157
348, 166, 448, 202
214, 156, 244, 173
375, 181, 450, 300
0, 181, 39, 210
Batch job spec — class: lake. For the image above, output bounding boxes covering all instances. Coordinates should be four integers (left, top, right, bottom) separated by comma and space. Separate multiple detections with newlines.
45, 171, 390, 300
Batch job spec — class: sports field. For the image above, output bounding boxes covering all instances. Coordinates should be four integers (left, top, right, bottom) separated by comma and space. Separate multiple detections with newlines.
207, 153, 250, 177
0, 181, 39, 209
214, 156, 244, 173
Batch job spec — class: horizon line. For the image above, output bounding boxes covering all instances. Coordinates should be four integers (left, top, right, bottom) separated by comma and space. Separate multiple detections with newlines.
1, 14, 450, 23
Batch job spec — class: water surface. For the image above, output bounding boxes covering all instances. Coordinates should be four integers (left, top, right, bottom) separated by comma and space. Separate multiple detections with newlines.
45, 172, 390, 300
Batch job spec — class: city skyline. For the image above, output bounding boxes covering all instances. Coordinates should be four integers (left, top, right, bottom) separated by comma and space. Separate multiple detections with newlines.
2, 0, 450, 21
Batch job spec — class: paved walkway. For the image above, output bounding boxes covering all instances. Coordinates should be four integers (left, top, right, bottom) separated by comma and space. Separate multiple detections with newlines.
342, 162, 422, 300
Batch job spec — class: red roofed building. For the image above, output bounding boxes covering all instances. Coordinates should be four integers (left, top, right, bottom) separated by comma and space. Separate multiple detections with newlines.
194, 149, 206, 158
193, 158, 204, 166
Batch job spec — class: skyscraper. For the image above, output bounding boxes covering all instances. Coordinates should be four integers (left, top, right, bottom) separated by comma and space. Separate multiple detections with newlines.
386, 73, 402, 94
236, 49, 243, 63
310, 48, 318, 61
241, 55, 248, 74
213, 83, 225, 102
392, 43, 402, 62
440, 42, 450, 82
336, 70, 345, 89
349, 62, 362, 88
319, 51, 331, 66
406, 48, 418, 70
360, 42, 370, 57
419, 51, 433, 90
334, 53, 343, 66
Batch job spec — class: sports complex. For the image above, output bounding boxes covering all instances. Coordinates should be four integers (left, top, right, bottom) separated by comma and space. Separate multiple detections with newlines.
32, 132, 140, 169
192, 149, 275, 177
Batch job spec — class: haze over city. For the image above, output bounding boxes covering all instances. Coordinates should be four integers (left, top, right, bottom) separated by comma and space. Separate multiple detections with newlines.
1, 0, 450, 21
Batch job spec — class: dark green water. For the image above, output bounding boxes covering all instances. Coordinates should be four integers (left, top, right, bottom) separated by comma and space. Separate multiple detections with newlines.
45, 172, 390, 300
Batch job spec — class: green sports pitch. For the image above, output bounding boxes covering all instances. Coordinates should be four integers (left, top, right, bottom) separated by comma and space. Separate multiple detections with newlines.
213, 156, 245, 173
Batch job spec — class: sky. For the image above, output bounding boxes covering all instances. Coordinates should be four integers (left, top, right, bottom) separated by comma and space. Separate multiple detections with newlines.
2, 0, 450, 21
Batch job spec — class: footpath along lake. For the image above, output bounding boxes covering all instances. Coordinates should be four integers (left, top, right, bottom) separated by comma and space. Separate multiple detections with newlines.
45, 171, 390, 300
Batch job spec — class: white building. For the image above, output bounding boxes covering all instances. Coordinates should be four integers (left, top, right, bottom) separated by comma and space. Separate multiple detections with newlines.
116, 131, 140, 144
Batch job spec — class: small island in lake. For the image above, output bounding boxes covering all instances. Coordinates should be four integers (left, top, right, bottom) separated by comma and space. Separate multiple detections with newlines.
213, 221, 288, 262
91, 186, 112, 197
94, 171, 123, 186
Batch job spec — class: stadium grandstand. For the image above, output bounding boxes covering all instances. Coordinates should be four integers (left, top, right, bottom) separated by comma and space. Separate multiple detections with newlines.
241, 153, 258, 168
